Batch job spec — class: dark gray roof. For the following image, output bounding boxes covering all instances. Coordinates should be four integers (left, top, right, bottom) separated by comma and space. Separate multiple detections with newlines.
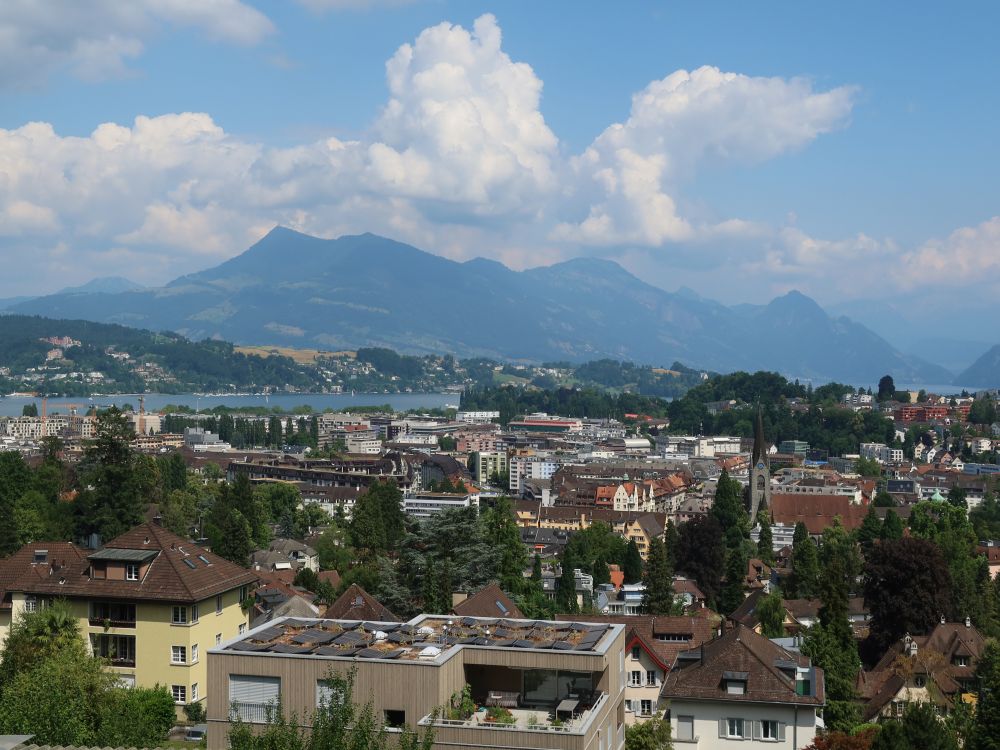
86, 548, 158, 563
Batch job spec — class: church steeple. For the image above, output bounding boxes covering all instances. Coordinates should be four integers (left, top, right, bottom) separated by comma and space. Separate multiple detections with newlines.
749, 405, 770, 520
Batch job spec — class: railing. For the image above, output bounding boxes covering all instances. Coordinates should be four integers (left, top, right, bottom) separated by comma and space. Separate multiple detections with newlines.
89, 618, 136, 628
230, 702, 279, 724
420, 716, 576, 733
106, 656, 136, 667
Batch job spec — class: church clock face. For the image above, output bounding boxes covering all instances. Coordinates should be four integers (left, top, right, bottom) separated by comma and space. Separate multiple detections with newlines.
756, 461, 765, 470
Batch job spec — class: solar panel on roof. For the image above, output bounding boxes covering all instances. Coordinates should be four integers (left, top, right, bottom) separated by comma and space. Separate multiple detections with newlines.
551, 641, 574, 650
291, 630, 337, 645
250, 627, 285, 642
334, 631, 368, 646
460, 617, 478, 627
387, 632, 412, 644
313, 645, 358, 656
227, 641, 272, 652
270, 643, 315, 654
355, 648, 384, 659
513, 639, 535, 649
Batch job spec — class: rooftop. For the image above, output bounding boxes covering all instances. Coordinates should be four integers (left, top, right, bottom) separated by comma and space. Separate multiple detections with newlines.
217, 614, 620, 664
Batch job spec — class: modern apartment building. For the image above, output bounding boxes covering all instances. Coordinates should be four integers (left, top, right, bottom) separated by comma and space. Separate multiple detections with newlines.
0, 521, 258, 718
207, 613, 627, 750
475, 450, 509, 484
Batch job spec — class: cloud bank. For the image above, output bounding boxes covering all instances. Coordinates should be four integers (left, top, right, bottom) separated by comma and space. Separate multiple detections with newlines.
0, 12, 993, 303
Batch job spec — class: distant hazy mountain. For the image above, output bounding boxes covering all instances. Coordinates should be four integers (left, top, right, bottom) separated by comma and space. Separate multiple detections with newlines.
954, 345, 1000, 388
0, 295, 34, 311
9, 228, 953, 384
56, 276, 145, 295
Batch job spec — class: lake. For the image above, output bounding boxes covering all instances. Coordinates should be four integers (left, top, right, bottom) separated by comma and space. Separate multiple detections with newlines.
0, 392, 459, 417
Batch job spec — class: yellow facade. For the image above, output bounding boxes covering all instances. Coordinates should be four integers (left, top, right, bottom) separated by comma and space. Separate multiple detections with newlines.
7, 585, 250, 718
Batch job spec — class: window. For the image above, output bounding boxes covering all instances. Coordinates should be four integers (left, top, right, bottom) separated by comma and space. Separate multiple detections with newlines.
23, 596, 38, 613
677, 715, 694, 741
125, 563, 139, 581
914, 676, 926, 688
955, 655, 969, 667
239, 585, 248, 601
239, 623, 246, 635
191, 604, 199, 623
761, 720, 780, 740
216, 633, 222, 645
317, 680, 344, 707
384, 709, 406, 729
216, 595, 223, 615
631, 646, 641, 660
726, 680, 746, 695
171, 645, 186, 664
630, 670, 643, 687
724, 718, 745, 739
192, 683, 199, 701
172, 606, 187, 624
230, 675, 280, 723
624, 700, 633, 713
646, 670, 657, 686
191, 644, 199, 663
639, 700, 653, 717
172, 684, 187, 704
92, 634, 136, 666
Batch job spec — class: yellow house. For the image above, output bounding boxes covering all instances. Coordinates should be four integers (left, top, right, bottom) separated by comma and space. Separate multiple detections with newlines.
0, 521, 258, 719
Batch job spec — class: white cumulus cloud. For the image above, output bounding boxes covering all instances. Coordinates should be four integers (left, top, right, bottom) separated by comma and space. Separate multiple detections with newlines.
0, 0, 274, 88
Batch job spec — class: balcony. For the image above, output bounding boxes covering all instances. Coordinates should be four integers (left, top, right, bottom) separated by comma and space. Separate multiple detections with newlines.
89, 617, 136, 629
230, 702, 279, 724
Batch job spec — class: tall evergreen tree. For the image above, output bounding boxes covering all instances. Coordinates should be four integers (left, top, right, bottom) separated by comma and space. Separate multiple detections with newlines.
0, 452, 30, 555
482, 497, 527, 595
663, 519, 679, 570
880, 509, 905, 540
857, 506, 883, 556
556, 554, 579, 614
756, 511, 774, 565
76, 407, 143, 542
719, 544, 748, 616
641, 538, 674, 615
788, 523, 820, 599
623, 540, 643, 584
711, 469, 749, 538
971, 641, 1000, 750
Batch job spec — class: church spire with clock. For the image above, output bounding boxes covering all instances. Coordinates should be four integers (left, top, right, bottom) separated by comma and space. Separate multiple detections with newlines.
749, 406, 771, 520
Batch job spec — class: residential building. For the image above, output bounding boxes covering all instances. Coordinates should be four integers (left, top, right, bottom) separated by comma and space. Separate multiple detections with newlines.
857, 619, 984, 721
456, 410, 501, 424
0, 522, 257, 718
662, 624, 825, 748
403, 489, 480, 518
509, 454, 561, 494
206, 613, 627, 750
474, 450, 509, 484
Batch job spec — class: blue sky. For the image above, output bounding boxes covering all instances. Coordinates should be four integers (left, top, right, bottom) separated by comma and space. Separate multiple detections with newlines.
1, 0, 998, 314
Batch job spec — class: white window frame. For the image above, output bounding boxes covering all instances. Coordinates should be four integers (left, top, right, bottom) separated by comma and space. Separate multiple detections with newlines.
125, 563, 139, 581
761, 719, 779, 740
646, 669, 657, 686
23, 596, 38, 613
630, 670, 643, 687
727, 718, 745, 739
172, 605, 187, 624
171, 645, 186, 664
192, 682, 199, 701
239, 622, 246, 635
191, 644, 199, 663
172, 684, 187, 704
191, 603, 199, 623
216, 594, 223, 615
639, 699, 653, 717
216, 633, 222, 645
624, 699, 633, 713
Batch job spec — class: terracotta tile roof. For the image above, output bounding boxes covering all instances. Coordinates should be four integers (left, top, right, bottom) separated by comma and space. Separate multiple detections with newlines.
317, 570, 342, 588
2, 523, 257, 604
452, 583, 524, 619
770, 494, 869, 534
322, 583, 399, 622
0, 542, 85, 609
662, 623, 824, 706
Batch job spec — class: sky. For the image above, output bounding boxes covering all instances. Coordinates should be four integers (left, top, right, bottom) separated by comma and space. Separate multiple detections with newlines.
1, 0, 999, 313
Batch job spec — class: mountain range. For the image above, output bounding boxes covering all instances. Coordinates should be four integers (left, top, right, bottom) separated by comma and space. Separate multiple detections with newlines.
1, 228, 980, 385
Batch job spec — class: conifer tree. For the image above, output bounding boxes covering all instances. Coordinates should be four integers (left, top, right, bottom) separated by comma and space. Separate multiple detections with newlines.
641, 537, 675, 615
623, 539, 643, 584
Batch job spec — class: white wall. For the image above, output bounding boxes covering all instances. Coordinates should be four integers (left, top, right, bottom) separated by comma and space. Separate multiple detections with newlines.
669, 698, 818, 749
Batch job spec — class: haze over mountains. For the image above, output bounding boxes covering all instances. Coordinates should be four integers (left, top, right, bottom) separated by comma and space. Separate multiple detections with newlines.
3, 228, 987, 385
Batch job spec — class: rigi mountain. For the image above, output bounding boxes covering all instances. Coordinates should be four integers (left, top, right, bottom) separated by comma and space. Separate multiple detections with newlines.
8, 228, 953, 384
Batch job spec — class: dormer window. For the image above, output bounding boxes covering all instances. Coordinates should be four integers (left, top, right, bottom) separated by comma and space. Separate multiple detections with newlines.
955, 656, 969, 667
33, 550, 48, 564
125, 563, 139, 581
723, 671, 748, 695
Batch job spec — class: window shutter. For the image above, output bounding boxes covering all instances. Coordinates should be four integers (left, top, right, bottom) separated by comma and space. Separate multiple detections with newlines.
752, 719, 761, 739
778, 722, 787, 741
230, 675, 280, 704
719, 718, 727, 738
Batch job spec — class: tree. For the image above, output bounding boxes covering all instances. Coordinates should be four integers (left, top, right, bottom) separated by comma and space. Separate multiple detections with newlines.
674, 515, 726, 607
719, 543, 748, 616
873, 489, 896, 507
969, 396, 997, 426
948, 486, 968, 509
863, 537, 952, 657
0, 600, 83, 684
348, 491, 388, 557
624, 711, 673, 749
0, 451, 30, 555
623, 540, 644, 584
855, 457, 882, 478
482, 497, 527, 596
970, 640, 1000, 750
711, 469, 748, 538
789, 524, 820, 600
877, 375, 896, 402
879, 509, 904, 540
803, 728, 877, 750
642, 537, 675, 615
756, 512, 775, 565
871, 702, 958, 750
757, 588, 786, 638
556, 555, 579, 614
857, 507, 883, 557
76, 407, 143, 542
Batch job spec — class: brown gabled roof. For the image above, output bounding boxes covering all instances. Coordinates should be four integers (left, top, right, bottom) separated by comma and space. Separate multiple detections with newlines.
770, 494, 869, 534
0, 542, 85, 609
322, 583, 399, 622
662, 623, 825, 706
556, 613, 719, 672
452, 583, 524, 619
6, 523, 258, 603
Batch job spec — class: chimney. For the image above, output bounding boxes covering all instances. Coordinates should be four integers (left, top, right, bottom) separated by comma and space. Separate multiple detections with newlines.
152, 514, 163, 527
966, 616, 972, 628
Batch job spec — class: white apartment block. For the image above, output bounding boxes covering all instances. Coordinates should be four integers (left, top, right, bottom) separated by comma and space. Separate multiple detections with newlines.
455, 410, 500, 424
475, 450, 509, 484
860, 443, 904, 464
403, 490, 480, 518
509, 455, 560, 493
